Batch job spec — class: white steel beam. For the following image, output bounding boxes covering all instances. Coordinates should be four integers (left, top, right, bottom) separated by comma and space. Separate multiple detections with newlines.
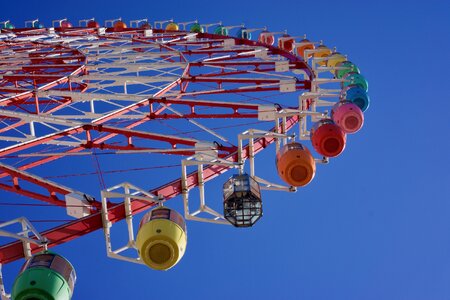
86, 62, 186, 70
85, 51, 180, 60
40, 90, 152, 102
70, 74, 179, 84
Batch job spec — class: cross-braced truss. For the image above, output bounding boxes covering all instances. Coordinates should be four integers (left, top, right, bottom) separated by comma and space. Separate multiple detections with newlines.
0, 22, 354, 265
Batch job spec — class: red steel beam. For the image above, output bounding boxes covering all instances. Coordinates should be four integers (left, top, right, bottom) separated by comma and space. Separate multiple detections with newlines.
189, 69, 277, 78
0, 67, 190, 183
148, 98, 260, 110
0, 116, 298, 264
149, 113, 258, 119
190, 61, 279, 67
0, 31, 313, 263
81, 124, 199, 146
175, 84, 309, 97
182, 76, 290, 84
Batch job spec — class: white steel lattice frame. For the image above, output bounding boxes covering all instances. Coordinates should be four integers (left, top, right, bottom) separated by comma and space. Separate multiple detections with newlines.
0, 21, 353, 266
0, 217, 49, 299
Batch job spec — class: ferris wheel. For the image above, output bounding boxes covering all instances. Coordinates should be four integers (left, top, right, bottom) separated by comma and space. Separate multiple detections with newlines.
0, 17, 370, 300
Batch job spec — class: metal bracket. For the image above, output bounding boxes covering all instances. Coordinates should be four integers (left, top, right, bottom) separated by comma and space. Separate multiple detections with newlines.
97, 27, 106, 35
0, 263, 10, 300
104, 18, 121, 28
0, 217, 48, 259
178, 20, 197, 30
222, 38, 235, 47
51, 18, 67, 28
101, 182, 162, 265
237, 129, 296, 192
275, 61, 289, 72
78, 18, 95, 27
203, 22, 222, 33
130, 19, 148, 28
24, 19, 40, 28
65, 192, 94, 219
297, 90, 343, 140
181, 153, 241, 225
154, 19, 173, 29
0, 217, 49, 300
279, 79, 296, 92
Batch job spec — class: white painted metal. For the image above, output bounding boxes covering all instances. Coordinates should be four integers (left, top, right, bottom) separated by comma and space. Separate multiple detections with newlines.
0, 162, 78, 197
0, 218, 48, 260
78, 18, 95, 27
153, 19, 173, 29
202, 22, 222, 32
0, 21, 353, 239
51, 18, 67, 28
0, 263, 10, 300
129, 19, 148, 28
178, 20, 197, 30
181, 154, 240, 225
237, 129, 296, 192
275, 61, 289, 72
65, 193, 93, 218
279, 79, 297, 92
100, 182, 163, 265
180, 127, 302, 226
258, 105, 277, 121
104, 18, 122, 28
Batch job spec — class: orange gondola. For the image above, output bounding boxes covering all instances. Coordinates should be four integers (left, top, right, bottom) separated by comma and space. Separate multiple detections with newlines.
276, 143, 316, 187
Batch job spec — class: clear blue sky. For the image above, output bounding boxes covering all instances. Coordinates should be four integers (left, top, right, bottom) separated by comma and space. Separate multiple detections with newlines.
1, 0, 449, 299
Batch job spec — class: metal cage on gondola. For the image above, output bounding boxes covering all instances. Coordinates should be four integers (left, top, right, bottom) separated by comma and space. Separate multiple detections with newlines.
223, 174, 262, 227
